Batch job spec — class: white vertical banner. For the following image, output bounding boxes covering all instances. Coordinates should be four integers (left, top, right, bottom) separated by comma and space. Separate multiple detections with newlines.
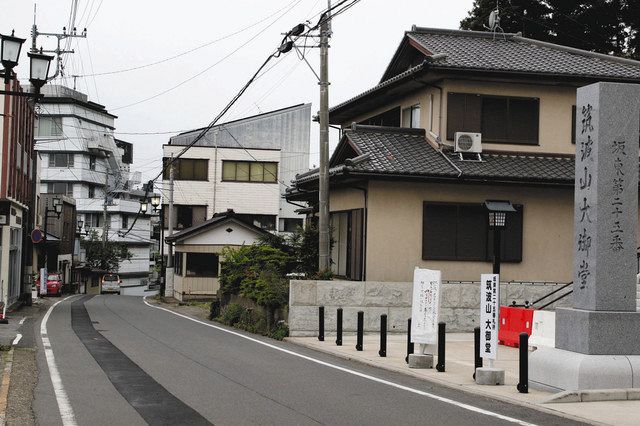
411, 268, 441, 344
480, 273, 499, 360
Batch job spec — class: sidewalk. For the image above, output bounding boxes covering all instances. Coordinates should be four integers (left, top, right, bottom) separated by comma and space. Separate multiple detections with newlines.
287, 333, 640, 426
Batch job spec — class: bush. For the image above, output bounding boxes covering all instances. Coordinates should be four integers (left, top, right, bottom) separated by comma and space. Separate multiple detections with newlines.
219, 245, 292, 296
218, 303, 245, 326
215, 302, 288, 340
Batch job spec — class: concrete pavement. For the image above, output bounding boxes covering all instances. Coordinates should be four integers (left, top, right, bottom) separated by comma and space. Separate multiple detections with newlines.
287, 333, 640, 426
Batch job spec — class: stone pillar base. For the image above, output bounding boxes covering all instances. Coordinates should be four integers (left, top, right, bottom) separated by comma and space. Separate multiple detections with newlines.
475, 367, 505, 385
164, 268, 174, 298
408, 354, 433, 369
530, 347, 640, 391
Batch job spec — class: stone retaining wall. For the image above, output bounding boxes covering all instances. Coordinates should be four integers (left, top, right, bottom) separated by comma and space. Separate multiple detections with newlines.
288, 280, 572, 337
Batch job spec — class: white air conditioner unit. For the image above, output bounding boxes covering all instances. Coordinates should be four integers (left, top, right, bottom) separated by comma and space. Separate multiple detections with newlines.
454, 132, 482, 153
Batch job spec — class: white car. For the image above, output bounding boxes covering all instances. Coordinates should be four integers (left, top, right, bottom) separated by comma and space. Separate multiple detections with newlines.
100, 273, 121, 295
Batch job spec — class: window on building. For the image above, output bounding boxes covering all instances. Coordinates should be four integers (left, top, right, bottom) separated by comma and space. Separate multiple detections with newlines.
402, 104, 421, 128
422, 202, 523, 262
281, 218, 303, 232
88, 185, 95, 199
359, 107, 401, 127
50, 153, 74, 168
447, 93, 539, 145
47, 182, 73, 197
222, 161, 278, 183
89, 155, 96, 170
37, 117, 63, 137
186, 253, 219, 277
85, 213, 103, 228
237, 214, 276, 231
163, 205, 207, 230
162, 158, 208, 181
330, 209, 364, 281
122, 215, 128, 229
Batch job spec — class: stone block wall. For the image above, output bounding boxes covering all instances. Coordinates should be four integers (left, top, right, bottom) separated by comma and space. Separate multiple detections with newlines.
289, 280, 572, 337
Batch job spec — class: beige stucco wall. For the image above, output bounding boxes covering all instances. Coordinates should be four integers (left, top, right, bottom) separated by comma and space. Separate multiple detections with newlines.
343, 77, 577, 155
330, 187, 366, 211
331, 180, 576, 283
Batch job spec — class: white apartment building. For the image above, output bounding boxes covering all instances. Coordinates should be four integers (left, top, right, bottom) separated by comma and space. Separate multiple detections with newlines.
162, 104, 311, 240
35, 85, 152, 288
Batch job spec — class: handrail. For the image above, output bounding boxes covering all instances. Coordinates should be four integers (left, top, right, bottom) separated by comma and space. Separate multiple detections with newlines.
538, 290, 573, 310
529, 282, 573, 308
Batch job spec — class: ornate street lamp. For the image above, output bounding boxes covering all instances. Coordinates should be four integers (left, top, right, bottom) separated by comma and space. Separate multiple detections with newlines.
1, 30, 26, 84
484, 200, 516, 275
27, 48, 54, 96
150, 195, 161, 211
140, 199, 148, 214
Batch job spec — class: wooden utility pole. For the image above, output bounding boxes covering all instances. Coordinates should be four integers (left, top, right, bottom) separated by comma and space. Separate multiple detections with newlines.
164, 154, 175, 298
318, 0, 332, 271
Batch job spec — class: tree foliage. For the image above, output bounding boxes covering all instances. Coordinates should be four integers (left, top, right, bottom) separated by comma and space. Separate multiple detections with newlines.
80, 230, 133, 272
461, 1, 640, 59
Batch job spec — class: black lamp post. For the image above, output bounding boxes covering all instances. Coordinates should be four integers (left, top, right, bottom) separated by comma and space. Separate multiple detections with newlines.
484, 200, 516, 275
1, 30, 53, 97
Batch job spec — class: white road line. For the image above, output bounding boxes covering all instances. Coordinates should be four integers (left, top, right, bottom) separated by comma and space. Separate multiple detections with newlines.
143, 297, 536, 426
18, 318, 26, 325
11, 334, 21, 346
41, 296, 78, 426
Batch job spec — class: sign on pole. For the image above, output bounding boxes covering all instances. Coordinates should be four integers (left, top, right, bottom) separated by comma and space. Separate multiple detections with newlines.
480, 273, 499, 360
411, 268, 441, 344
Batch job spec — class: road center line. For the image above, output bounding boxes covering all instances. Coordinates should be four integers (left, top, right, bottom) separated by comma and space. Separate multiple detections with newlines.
11, 334, 21, 346
143, 297, 536, 426
41, 296, 78, 426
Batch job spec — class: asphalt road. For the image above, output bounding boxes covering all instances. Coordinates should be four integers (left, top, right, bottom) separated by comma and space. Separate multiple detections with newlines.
28, 295, 585, 425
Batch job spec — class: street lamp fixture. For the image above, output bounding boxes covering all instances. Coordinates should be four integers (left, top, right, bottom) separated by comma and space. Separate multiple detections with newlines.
27, 48, 54, 96
140, 200, 148, 214
150, 195, 161, 211
77, 218, 84, 232
484, 200, 516, 275
1, 30, 25, 84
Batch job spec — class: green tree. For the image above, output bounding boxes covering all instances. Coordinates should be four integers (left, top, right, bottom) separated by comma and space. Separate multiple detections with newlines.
461, 1, 639, 59
80, 230, 133, 272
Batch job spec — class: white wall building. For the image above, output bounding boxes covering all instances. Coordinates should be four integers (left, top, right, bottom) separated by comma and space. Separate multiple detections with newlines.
35, 85, 153, 288
162, 104, 311, 245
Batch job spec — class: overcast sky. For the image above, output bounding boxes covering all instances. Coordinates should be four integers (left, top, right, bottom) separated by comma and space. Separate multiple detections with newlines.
4, 0, 474, 183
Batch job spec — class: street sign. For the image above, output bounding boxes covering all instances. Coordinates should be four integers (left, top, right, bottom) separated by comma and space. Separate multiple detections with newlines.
31, 228, 44, 244
411, 268, 441, 345
480, 273, 499, 360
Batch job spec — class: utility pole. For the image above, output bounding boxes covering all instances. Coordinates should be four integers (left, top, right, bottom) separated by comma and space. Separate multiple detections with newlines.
318, 0, 332, 271
165, 154, 175, 298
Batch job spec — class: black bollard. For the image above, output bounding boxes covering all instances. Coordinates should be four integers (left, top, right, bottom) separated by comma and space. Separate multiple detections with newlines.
405, 318, 414, 364
336, 308, 343, 346
517, 332, 529, 393
436, 322, 446, 372
473, 326, 483, 380
379, 314, 387, 357
356, 311, 364, 351
318, 306, 325, 342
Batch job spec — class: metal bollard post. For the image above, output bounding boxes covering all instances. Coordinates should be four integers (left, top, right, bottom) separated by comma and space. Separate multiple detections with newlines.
336, 308, 343, 346
473, 326, 483, 380
318, 306, 325, 342
379, 314, 387, 357
517, 332, 529, 393
356, 311, 364, 351
405, 318, 414, 364
436, 322, 446, 372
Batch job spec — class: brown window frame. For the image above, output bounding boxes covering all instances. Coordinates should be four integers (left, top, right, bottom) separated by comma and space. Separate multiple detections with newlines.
422, 201, 523, 262
162, 158, 209, 181
221, 160, 278, 183
447, 92, 540, 145
185, 252, 219, 277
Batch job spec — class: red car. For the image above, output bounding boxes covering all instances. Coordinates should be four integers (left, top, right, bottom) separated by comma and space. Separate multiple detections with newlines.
45, 273, 63, 297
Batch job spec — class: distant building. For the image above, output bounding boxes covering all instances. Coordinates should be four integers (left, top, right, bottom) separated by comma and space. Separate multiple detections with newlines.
162, 103, 311, 235
40, 194, 76, 287
0, 74, 38, 307
35, 85, 152, 290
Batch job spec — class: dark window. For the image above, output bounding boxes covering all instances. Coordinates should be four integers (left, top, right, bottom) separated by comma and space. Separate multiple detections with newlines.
50, 153, 74, 167
359, 107, 401, 127
47, 182, 73, 197
163, 205, 207, 230
162, 158, 208, 181
186, 253, 219, 277
282, 218, 303, 232
422, 202, 523, 262
88, 185, 95, 198
447, 93, 539, 145
175, 252, 183, 275
222, 161, 278, 183
122, 215, 128, 229
85, 213, 102, 228
89, 155, 96, 170
237, 214, 276, 231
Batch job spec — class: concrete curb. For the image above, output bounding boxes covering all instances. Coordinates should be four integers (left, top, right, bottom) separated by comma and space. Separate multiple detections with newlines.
0, 348, 14, 425
284, 338, 601, 426
545, 388, 640, 404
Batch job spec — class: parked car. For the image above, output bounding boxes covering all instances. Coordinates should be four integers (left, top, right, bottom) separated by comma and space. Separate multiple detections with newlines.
100, 273, 121, 295
46, 273, 63, 297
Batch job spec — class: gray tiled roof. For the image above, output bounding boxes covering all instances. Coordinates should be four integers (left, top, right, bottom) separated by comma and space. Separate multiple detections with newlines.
407, 28, 640, 80
292, 125, 575, 186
